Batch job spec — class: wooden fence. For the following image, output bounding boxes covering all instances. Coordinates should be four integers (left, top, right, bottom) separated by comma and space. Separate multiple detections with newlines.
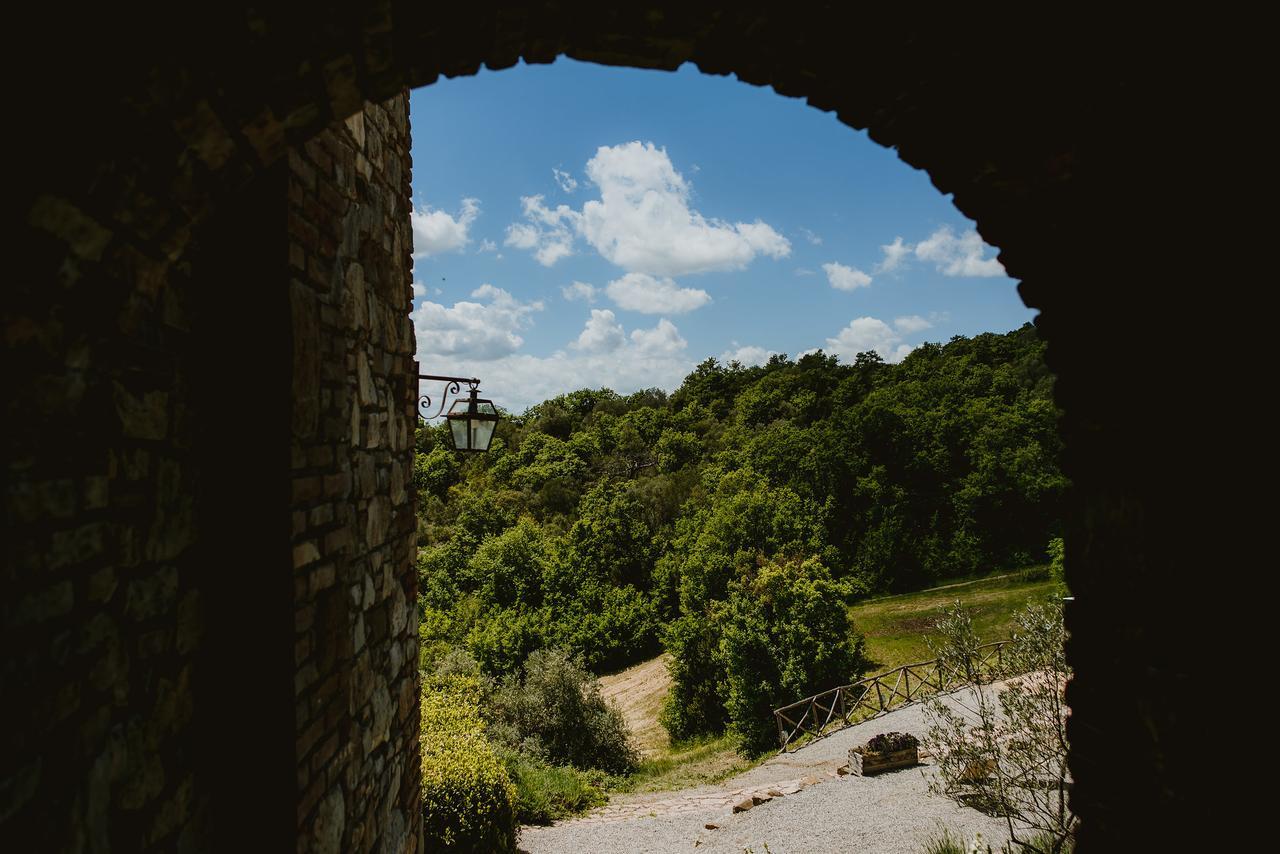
772, 640, 1011, 753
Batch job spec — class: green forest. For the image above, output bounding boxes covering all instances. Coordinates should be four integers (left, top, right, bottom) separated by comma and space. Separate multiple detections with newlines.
416, 323, 1064, 760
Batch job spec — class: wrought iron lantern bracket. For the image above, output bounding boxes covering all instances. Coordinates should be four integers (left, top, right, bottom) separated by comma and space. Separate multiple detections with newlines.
417, 374, 481, 421
418, 373, 500, 453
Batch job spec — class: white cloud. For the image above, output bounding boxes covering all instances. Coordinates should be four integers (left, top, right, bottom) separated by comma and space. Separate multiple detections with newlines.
477, 238, 497, 253
893, 314, 933, 333
561, 281, 598, 302
914, 226, 1005, 276
553, 168, 578, 193
823, 261, 873, 291
419, 318, 693, 413
411, 284, 543, 361
412, 198, 480, 257
878, 236, 911, 272
604, 272, 711, 315
800, 228, 823, 246
720, 343, 777, 367
506, 141, 791, 276
876, 227, 1005, 277
825, 316, 915, 363
504, 195, 581, 266
629, 318, 687, 355
794, 267, 817, 277
571, 309, 626, 353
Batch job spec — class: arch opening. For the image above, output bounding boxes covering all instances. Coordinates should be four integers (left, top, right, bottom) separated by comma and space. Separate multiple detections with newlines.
8, 8, 1192, 853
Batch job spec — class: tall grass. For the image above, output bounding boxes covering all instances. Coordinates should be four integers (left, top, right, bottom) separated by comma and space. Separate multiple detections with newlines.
920, 828, 1074, 854
500, 749, 607, 825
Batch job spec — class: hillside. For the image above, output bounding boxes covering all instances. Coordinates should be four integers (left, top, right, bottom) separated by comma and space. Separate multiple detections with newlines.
598, 654, 672, 757
416, 323, 1063, 681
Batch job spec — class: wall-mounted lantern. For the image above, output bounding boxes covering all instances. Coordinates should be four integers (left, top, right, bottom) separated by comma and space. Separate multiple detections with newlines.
418, 374, 500, 453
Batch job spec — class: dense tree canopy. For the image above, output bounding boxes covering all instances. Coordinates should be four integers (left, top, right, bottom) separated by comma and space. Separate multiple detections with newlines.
416, 324, 1064, 750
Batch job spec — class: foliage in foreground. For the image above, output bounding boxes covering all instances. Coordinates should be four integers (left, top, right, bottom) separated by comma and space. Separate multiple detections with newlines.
420, 674, 518, 853
923, 600, 1075, 853
491, 647, 638, 775
922, 827, 1074, 854
498, 748, 607, 825
426, 649, 632, 826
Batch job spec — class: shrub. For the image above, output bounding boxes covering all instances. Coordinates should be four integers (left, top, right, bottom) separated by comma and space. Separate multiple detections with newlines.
420, 674, 517, 853
659, 612, 729, 741
490, 647, 637, 774
1046, 536, 1065, 589
466, 606, 550, 675
551, 584, 660, 673
923, 599, 1075, 853
499, 749, 607, 825
720, 557, 867, 754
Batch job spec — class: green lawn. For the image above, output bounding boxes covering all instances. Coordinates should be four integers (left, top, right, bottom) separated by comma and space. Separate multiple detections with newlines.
609, 733, 757, 795
851, 568, 1059, 673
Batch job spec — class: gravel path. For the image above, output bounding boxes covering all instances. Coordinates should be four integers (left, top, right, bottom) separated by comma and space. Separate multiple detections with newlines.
519, 688, 1014, 854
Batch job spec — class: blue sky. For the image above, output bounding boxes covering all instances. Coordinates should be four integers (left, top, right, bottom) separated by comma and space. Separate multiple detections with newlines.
409, 60, 1034, 413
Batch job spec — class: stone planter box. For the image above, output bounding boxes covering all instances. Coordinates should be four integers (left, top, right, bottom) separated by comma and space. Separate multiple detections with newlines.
848, 746, 919, 776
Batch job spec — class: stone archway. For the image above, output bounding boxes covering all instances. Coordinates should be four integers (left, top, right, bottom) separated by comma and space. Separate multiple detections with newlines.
9, 5, 1206, 851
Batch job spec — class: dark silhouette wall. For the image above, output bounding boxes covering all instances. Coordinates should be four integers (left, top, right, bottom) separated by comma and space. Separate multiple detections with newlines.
7, 4, 1226, 851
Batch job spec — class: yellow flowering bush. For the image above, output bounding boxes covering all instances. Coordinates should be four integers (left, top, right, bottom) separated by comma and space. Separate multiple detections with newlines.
420, 674, 517, 852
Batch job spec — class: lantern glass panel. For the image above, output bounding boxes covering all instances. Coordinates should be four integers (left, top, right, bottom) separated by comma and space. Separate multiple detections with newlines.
446, 398, 473, 450
449, 415, 471, 450
470, 417, 496, 451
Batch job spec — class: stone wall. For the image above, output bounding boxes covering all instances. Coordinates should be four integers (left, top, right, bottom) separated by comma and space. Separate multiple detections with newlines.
285, 96, 420, 853
2, 94, 419, 851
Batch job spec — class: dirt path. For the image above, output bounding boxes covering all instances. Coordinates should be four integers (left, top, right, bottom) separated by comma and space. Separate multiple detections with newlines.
598, 654, 672, 756
520, 686, 1017, 853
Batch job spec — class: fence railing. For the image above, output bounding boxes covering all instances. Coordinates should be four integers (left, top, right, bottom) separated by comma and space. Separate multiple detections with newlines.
772, 640, 1011, 753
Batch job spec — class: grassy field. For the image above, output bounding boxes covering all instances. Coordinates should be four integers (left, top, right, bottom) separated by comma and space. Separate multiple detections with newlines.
612, 733, 757, 794
852, 568, 1059, 673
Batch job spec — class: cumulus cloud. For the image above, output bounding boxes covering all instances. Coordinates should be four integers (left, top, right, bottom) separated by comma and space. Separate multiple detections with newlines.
553, 168, 578, 193
477, 238, 497, 253
561, 281, 598, 302
605, 272, 711, 315
720, 343, 778, 367
876, 226, 1005, 277
825, 316, 915, 363
504, 195, 581, 266
418, 318, 693, 413
629, 318, 687, 355
411, 284, 543, 361
506, 141, 791, 276
800, 228, 823, 246
878, 237, 911, 272
412, 198, 480, 257
823, 261, 873, 291
571, 309, 626, 353
893, 314, 933, 333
